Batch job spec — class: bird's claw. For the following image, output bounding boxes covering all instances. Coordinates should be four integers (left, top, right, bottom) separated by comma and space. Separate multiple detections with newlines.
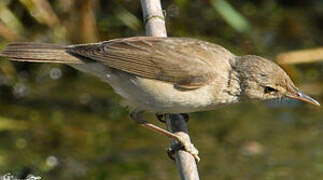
167, 143, 182, 160
155, 113, 197, 161
167, 136, 200, 163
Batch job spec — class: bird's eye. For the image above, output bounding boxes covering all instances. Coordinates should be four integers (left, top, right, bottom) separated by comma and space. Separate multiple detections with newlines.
264, 86, 277, 94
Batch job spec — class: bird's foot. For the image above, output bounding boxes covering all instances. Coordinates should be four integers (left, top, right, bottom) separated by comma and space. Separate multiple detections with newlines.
132, 111, 199, 162
168, 133, 200, 162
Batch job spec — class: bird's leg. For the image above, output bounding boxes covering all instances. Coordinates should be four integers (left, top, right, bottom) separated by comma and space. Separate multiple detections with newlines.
156, 113, 191, 160
180, 113, 189, 122
155, 113, 189, 123
131, 111, 200, 162
155, 113, 166, 123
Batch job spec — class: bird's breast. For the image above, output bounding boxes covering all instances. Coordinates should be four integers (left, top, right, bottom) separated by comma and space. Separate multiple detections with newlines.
128, 77, 218, 113
71, 63, 238, 113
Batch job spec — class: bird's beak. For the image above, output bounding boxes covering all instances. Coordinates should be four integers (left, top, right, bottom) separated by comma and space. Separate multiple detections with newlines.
286, 90, 320, 106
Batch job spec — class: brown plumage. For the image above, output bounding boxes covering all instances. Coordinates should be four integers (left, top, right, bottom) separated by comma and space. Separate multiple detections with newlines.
1, 36, 319, 161
1, 42, 83, 64
1, 37, 234, 90
1, 36, 319, 107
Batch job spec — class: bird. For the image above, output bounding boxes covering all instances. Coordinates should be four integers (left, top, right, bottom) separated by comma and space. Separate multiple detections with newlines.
0, 36, 320, 162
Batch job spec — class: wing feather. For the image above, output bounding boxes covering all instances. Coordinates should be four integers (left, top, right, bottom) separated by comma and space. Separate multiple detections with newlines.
67, 37, 234, 89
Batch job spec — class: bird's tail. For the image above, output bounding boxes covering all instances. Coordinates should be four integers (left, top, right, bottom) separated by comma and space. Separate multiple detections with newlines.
0, 42, 83, 64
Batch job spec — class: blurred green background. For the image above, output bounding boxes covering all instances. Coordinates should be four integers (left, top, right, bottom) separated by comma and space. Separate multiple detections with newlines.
0, 0, 322, 179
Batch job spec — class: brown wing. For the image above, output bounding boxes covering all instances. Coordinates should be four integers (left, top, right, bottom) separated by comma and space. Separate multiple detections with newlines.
67, 36, 233, 89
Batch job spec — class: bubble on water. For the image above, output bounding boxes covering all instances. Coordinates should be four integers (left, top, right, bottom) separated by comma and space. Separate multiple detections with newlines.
2, 173, 14, 179
13, 83, 29, 98
49, 68, 62, 80
241, 141, 264, 156
26, 174, 42, 180
46, 156, 58, 168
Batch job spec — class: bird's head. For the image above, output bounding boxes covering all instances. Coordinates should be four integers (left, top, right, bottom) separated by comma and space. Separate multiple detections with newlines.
234, 55, 320, 106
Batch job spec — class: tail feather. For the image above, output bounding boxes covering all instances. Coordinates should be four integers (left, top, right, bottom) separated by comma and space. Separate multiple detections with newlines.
0, 42, 84, 64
